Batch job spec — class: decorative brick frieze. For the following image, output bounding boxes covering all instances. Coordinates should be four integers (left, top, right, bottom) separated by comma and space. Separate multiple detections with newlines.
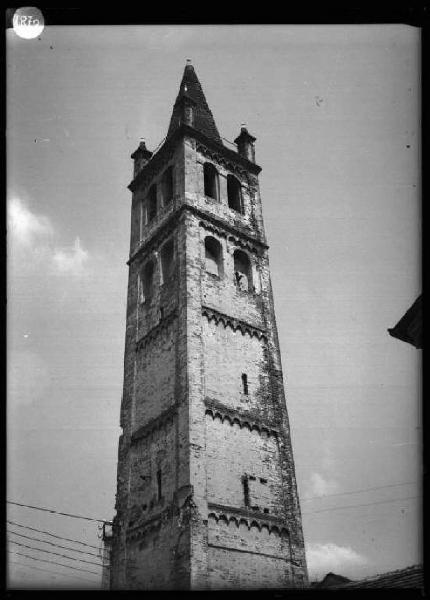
129, 139, 177, 193
199, 219, 261, 255
202, 305, 267, 340
129, 210, 182, 265
207, 503, 289, 536
186, 123, 261, 175
204, 397, 279, 438
135, 309, 178, 351
129, 204, 267, 266
192, 206, 267, 251
129, 122, 261, 195
127, 505, 174, 541
131, 404, 178, 444
196, 141, 248, 180
226, 234, 261, 255
198, 220, 228, 239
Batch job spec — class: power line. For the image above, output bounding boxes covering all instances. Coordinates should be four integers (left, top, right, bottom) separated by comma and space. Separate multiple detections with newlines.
8, 559, 98, 584
8, 531, 103, 560
7, 520, 101, 549
301, 480, 418, 502
7, 500, 109, 524
303, 495, 418, 515
9, 540, 104, 568
8, 551, 101, 577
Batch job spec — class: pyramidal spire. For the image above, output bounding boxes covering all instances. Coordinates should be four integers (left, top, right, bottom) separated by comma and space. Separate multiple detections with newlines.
167, 61, 222, 144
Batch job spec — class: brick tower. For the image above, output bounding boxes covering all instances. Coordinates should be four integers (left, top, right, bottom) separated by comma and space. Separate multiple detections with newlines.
111, 61, 308, 590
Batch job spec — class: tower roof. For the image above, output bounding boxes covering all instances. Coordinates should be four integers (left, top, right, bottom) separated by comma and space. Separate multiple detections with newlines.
167, 62, 222, 144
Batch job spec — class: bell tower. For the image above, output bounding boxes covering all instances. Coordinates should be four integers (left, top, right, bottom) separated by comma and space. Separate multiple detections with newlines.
111, 61, 308, 590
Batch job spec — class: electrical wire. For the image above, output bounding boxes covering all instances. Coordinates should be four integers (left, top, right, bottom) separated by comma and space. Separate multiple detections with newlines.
301, 480, 418, 502
6, 520, 101, 549
8, 559, 98, 584
7, 501, 110, 524
303, 495, 418, 515
8, 531, 103, 560
9, 540, 104, 568
8, 551, 101, 577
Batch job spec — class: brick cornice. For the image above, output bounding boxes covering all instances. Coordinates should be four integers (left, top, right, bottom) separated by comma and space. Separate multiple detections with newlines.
126, 505, 173, 541
190, 206, 267, 251
207, 502, 289, 536
202, 305, 267, 340
186, 125, 262, 175
135, 309, 178, 351
127, 204, 268, 266
131, 403, 178, 444
198, 218, 265, 255
204, 397, 279, 438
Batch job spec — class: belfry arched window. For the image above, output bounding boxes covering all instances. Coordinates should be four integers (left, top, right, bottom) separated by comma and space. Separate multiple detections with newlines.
140, 260, 155, 303
233, 249, 252, 292
227, 175, 243, 213
162, 166, 174, 205
204, 236, 223, 277
161, 238, 175, 283
148, 185, 157, 222
204, 163, 219, 201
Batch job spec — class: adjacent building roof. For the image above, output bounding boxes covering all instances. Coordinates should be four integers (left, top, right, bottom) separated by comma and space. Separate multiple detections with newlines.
388, 295, 422, 349
315, 565, 424, 589
167, 62, 222, 145
312, 572, 352, 588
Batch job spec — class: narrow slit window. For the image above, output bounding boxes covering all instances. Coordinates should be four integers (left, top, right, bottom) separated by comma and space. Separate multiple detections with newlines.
157, 469, 162, 501
242, 475, 250, 507
242, 373, 249, 395
140, 198, 145, 237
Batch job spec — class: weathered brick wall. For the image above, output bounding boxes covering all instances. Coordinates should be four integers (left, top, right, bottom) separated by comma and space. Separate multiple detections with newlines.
112, 127, 309, 589
208, 516, 291, 559
122, 420, 190, 590
205, 415, 283, 514
128, 421, 177, 528
126, 514, 186, 590
111, 141, 191, 590
202, 319, 271, 416
130, 146, 182, 257
202, 268, 262, 323
207, 544, 290, 589
134, 323, 177, 429
207, 513, 293, 589
126, 530, 175, 589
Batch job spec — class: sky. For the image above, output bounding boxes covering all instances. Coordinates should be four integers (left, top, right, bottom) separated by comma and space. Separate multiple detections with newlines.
7, 24, 421, 588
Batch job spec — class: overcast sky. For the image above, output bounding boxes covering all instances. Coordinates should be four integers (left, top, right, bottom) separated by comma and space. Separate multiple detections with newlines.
7, 24, 421, 588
